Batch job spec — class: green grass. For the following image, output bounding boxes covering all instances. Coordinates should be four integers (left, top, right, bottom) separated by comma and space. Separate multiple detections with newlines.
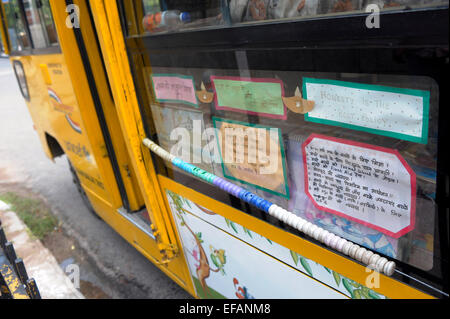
0, 192, 58, 240
192, 276, 227, 299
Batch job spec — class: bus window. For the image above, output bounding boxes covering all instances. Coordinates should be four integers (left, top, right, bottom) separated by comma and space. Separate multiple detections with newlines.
4, 0, 58, 52
3, 0, 31, 51
228, 0, 450, 24
22, 0, 49, 49
38, 0, 58, 46
136, 0, 449, 35
120, 0, 448, 295
139, 0, 226, 35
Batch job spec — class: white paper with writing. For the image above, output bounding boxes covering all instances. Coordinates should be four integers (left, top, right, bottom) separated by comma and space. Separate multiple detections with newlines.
304, 79, 428, 143
303, 134, 416, 238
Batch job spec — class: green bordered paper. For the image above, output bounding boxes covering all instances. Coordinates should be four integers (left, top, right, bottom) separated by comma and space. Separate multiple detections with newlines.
212, 117, 290, 199
211, 76, 287, 120
303, 77, 430, 144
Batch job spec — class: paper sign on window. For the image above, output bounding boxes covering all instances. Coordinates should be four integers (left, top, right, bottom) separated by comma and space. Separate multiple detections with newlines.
213, 117, 290, 199
211, 76, 287, 120
302, 134, 416, 238
151, 74, 198, 107
303, 78, 430, 144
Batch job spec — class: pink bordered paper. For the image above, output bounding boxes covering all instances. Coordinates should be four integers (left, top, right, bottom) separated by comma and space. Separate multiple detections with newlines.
211, 76, 287, 120
302, 134, 416, 238
151, 74, 198, 107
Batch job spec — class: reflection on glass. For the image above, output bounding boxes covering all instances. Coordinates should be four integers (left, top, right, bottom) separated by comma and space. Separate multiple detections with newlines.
141, 0, 225, 34
231, 0, 450, 23
4, 0, 31, 51
142, 63, 439, 272
23, 0, 48, 48
137, 0, 449, 35
13, 61, 29, 99
40, 0, 58, 45
123, 0, 447, 287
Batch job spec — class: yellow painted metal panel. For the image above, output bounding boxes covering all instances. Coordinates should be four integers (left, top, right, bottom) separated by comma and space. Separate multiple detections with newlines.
39, 64, 52, 85
48, 0, 124, 208
88, 0, 195, 294
11, 51, 112, 203
69, 0, 145, 212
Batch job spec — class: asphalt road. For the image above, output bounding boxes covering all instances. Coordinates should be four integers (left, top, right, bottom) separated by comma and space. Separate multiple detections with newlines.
0, 57, 191, 299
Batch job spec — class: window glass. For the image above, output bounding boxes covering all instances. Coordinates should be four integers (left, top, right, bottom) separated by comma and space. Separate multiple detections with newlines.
121, 0, 448, 294
135, 0, 449, 35
140, 0, 224, 34
3, 0, 31, 51
142, 0, 161, 15
39, 0, 58, 46
23, 0, 48, 48
0, 32, 4, 53
143, 63, 440, 273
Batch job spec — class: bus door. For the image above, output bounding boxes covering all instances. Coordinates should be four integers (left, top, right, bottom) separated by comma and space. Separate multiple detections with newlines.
0, 0, 152, 254
0, 0, 112, 207
54, 0, 194, 290
106, 0, 448, 299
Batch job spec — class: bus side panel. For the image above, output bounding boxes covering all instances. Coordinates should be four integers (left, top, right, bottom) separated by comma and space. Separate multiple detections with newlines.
164, 186, 372, 299
159, 176, 433, 299
11, 53, 114, 208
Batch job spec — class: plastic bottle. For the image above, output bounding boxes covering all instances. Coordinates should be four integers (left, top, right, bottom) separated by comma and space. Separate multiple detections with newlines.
143, 10, 191, 33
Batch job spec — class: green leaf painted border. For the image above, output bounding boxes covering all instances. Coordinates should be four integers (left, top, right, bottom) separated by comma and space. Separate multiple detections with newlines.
303, 77, 430, 145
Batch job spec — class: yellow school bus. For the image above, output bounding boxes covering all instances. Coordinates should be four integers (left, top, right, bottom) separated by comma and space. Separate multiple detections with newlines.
0, 0, 448, 299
